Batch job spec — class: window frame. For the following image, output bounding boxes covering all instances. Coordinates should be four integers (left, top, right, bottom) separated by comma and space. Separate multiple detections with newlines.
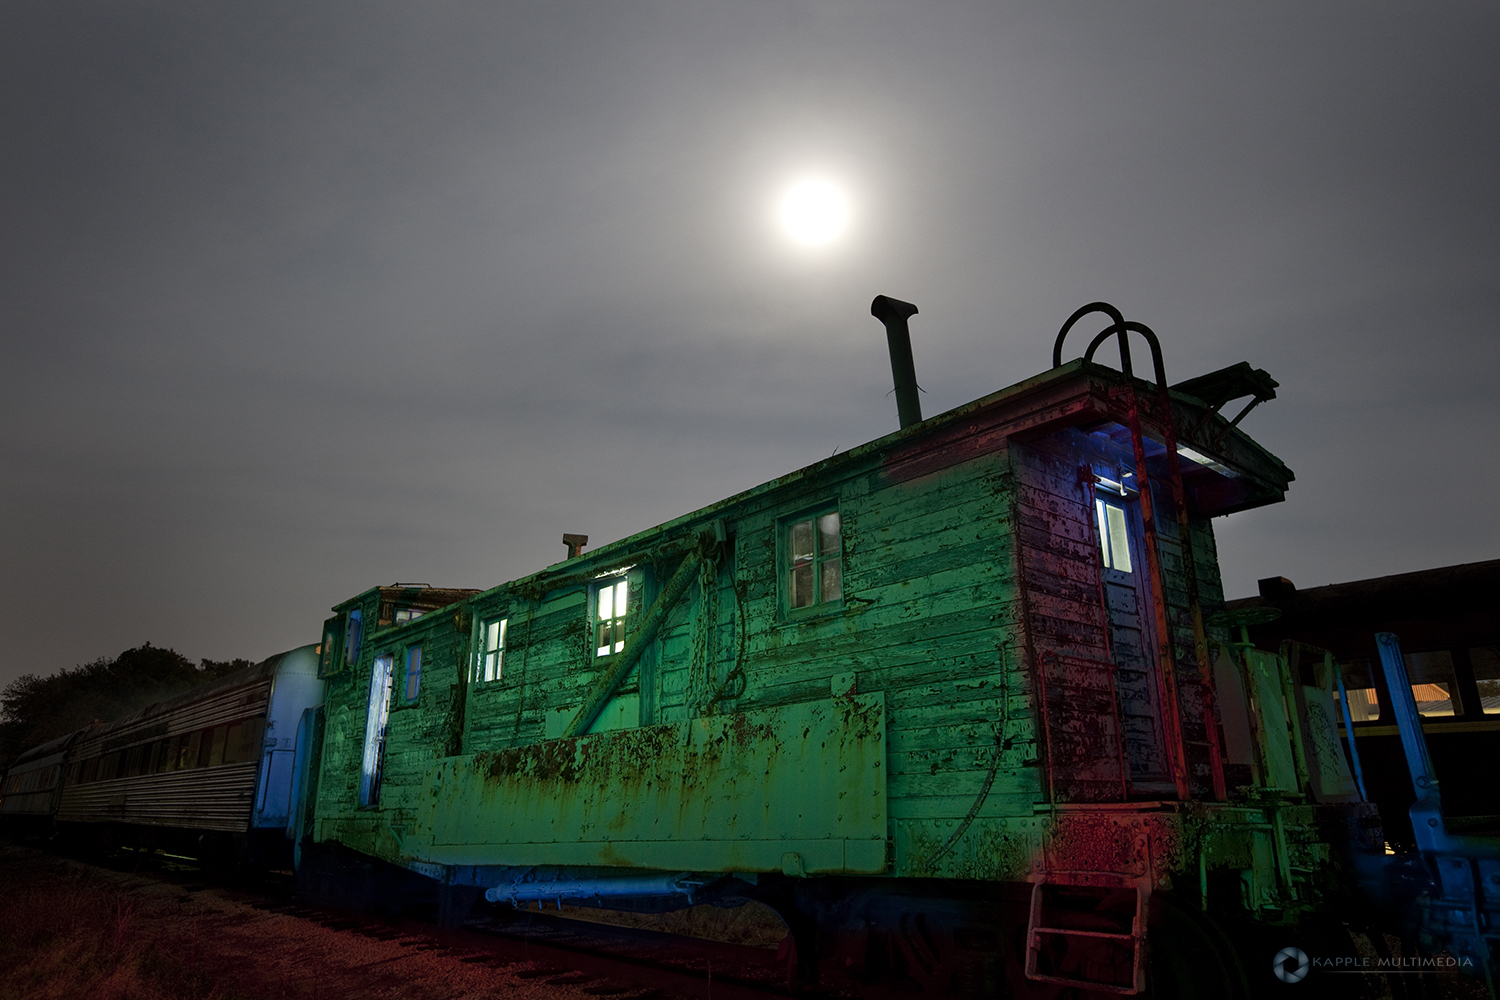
591, 575, 631, 659
780, 504, 844, 619
476, 616, 508, 683
402, 644, 423, 704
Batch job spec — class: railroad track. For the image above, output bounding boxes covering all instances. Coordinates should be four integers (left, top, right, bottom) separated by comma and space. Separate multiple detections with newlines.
83, 846, 822, 1000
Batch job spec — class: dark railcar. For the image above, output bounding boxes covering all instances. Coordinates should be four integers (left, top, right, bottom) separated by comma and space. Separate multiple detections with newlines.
1226, 561, 1500, 849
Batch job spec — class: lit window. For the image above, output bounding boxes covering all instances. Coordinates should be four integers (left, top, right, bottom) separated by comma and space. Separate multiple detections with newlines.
404, 646, 423, 702
595, 578, 628, 657
788, 510, 842, 610
394, 608, 423, 624
1095, 497, 1132, 573
478, 618, 507, 682
1406, 650, 1461, 717
360, 655, 394, 807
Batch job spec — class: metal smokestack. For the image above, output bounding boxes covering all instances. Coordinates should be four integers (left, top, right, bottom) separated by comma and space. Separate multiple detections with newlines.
871, 294, 922, 430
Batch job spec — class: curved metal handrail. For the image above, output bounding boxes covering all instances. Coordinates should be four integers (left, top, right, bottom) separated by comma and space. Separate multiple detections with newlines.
1053, 302, 1168, 392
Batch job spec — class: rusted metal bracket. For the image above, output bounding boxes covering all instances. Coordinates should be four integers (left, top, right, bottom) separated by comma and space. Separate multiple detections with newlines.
563, 526, 719, 738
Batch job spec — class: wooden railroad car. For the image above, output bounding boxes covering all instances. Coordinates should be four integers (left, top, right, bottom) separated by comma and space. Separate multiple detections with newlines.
301, 301, 1382, 995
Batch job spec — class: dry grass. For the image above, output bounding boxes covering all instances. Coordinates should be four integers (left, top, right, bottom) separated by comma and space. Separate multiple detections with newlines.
0, 862, 249, 1000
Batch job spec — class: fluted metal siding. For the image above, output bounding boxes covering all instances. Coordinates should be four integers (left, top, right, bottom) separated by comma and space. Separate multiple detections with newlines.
1, 753, 65, 817
57, 762, 259, 832
70, 673, 275, 759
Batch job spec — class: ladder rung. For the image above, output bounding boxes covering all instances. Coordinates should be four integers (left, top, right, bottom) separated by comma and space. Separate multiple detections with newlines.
1027, 972, 1141, 996
1033, 926, 1135, 942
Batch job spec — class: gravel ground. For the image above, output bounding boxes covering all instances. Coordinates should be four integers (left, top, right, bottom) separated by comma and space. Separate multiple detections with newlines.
0, 842, 635, 1000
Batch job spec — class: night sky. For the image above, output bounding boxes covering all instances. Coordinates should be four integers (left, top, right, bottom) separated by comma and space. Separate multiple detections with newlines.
3, 3, 1497, 688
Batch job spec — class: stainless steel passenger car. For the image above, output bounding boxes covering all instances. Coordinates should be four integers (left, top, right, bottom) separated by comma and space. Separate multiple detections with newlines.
0, 730, 83, 837
48, 646, 324, 864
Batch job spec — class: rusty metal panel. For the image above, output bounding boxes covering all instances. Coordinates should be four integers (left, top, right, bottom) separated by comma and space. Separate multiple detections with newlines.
415, 693, 886, 874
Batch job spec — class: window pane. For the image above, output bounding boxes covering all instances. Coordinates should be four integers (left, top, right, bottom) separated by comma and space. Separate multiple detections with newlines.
822, 560, 842, 603
818, 512, 841, 554
1104, 504, 1132, 573
1406, 650, 1459, 716
614, 580, 628, 613
221, 726, 242, 765
1335, 659, 1380, 722
791, 562, 815, 608
197, 730, 214, 768
790, 520, 814, 563
486, 621, 500, 654
596, 623, 612, 657
344, 610, 363, 665
405, 647, 422, 702
1095, 499, 1111, 567
361, 656, 394, 807
1471, 646, 1500, 715
208, 726, 228, 767
598, 585, 613, 621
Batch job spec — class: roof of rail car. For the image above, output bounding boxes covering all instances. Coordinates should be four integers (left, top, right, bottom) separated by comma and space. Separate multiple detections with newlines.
429, 357, 1291, 608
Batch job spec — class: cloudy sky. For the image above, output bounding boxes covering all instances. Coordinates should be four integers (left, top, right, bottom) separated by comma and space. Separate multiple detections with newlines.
2, 2, 1496, 687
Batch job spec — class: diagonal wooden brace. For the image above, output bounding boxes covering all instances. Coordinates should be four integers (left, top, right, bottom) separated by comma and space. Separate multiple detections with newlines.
564, 530, 714, 738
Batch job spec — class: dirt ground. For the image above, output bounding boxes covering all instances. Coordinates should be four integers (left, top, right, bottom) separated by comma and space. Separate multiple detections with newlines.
0, 843, 627, 1000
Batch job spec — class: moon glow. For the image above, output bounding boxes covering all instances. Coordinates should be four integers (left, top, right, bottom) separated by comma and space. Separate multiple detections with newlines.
776, 177, 851, 247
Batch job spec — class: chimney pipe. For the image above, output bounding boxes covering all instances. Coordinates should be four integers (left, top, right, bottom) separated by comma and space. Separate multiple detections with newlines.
871, 295, 922, 429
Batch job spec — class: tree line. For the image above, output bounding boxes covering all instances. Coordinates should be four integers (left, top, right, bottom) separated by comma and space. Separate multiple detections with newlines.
0, 645, 254, 773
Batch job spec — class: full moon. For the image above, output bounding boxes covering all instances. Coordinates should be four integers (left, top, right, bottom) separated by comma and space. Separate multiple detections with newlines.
776, 177, 851, 246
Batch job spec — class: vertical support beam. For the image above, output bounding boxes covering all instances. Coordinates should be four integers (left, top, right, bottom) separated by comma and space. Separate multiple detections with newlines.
1331, 654, 1369, 801
1279, 642, 1312, 795
1154, 385, 1227, 800
1125, 393, 1191, 801
1375, 632, 1448, 852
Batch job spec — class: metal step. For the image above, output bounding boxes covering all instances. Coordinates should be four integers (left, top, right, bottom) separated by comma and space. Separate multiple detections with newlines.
1024, 872, 1148, 995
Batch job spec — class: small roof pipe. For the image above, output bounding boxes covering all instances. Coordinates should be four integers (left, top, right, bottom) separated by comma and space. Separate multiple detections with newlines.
871, 295, 922, 429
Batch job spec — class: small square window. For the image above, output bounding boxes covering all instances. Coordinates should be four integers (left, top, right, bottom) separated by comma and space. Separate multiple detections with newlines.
478, 618, 508, 682
595, 578, 628, 657
787, 509, 842, 611
404, 646, 423, 702
1406, 650, 1460, 717
394, 608, 423, 625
